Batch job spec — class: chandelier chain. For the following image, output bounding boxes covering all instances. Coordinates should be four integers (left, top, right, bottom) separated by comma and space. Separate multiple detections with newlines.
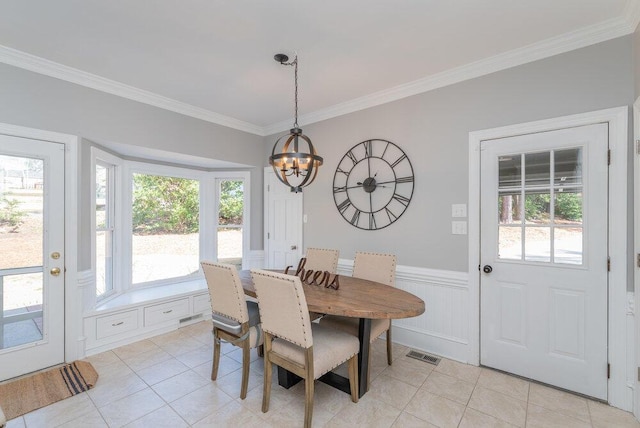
294, 57, 298, 127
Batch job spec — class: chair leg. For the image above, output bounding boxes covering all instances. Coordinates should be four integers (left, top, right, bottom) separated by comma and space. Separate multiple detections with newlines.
240, 339, 250, 400
304, 378, 314, 428
348, 354, 359, 403
262, 335, 273, 413
211, 328, 221, 380
386, 328, 393, 366
257, 344, 264, 358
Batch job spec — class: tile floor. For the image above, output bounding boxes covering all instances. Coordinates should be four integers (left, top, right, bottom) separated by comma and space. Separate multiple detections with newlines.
4, 320, 640, 427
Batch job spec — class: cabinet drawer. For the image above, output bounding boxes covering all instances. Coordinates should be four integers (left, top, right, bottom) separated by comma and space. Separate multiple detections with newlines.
144, 298, 190, 326
193, 293, 211, 313
96, 310, 139, 340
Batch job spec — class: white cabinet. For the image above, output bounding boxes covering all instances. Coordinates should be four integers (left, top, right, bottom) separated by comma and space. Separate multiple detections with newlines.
96, 310, 138, 340
83, 282, 212, 356
144, 299, 190, 326
193, 293, 211, 314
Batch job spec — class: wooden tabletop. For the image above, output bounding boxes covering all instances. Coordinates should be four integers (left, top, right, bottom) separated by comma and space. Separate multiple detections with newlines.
239, 270, 425, 320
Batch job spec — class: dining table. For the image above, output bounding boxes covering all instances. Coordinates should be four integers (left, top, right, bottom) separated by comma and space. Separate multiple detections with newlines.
238, 269, 425, 398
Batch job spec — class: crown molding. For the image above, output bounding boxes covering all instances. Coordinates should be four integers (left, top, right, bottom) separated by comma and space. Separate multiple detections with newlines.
0, 4, 637, 139
263, 10, 636, 135
623, 0, 640, 32
0, 44, 264, 136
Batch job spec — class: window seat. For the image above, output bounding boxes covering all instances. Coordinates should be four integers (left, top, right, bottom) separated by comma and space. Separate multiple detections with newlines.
91, 279, 208, 314
83, 279, 211, 357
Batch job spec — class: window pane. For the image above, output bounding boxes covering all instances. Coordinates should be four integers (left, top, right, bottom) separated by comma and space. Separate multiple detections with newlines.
96, 164, 107, 229
525, 227, 551, 262
554, 148, 582, 187
217, 180, 243, 270
498, 155, 521, 191
499, 226, 522, 260
525, 192, 550, 225
498, 192, 523, 224
96, 230, 113, 297
2, 272, 43, 349
525, 152, 550, 189
0, 155, 43, 270
554, 226, 583, 265
554, 191, 582, 225
132, 174, 199, 284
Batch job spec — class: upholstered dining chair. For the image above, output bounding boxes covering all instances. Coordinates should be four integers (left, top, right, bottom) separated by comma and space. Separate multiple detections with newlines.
250, 269, 359, 428
304, 247, 339, 274
201, 261, 263, 400
320, 252, 397, 366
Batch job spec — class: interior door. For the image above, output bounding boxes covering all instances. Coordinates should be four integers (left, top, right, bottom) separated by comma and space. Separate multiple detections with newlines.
0, 135, 65, 380
264, 169, 303, 269
480, 123, 608, 399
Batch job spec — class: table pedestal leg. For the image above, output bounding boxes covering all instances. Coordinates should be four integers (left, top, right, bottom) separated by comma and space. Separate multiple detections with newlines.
277, 366, 302, 388
357, 318, 371, 397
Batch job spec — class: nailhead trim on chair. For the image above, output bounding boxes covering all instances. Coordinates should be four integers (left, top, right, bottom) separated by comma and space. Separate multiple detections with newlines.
253, 270, 312, 348
354, 251, 397, 285
202, 261, 248, 323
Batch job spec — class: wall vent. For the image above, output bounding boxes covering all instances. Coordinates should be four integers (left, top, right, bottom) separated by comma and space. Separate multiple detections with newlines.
406, 350, 441, 365
180, 313, 203, 324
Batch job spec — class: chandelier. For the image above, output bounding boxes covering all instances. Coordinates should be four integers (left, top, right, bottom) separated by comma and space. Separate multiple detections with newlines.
269, 53, 323, 193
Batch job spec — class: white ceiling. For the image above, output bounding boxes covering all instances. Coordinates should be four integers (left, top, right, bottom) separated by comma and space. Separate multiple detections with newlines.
1, 1, 639, 136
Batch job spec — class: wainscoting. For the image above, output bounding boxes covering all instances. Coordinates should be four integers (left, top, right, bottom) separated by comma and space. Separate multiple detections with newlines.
337, 259, 470, 363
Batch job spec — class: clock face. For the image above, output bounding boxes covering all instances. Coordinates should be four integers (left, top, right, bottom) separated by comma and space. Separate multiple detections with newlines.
333, 139, 414, 230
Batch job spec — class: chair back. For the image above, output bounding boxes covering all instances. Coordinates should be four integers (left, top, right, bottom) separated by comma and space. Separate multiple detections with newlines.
353, 252, 396, 286
304, 248, 339, 274
201, 261, 249, 324
250, 269, 313, 348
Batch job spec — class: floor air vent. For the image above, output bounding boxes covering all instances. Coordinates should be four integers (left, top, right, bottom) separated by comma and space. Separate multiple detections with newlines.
406, 350, 441, 365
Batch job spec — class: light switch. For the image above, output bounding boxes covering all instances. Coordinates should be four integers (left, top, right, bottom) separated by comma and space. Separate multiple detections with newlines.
452, 204, 467, 218
452, 221, 467, 235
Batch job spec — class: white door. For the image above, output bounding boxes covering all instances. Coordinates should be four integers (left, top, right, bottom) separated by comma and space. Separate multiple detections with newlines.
0, 135, 65, 380
480, 123, 608, 399
264, 169, 303, 269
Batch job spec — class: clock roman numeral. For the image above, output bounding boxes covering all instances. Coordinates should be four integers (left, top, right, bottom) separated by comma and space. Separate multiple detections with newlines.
392, 193, 411, 207
395, 176, 413, 184
369, 212, 376, 229
384, 207, 398, 222
391, 154, 407, 168
346, 150, 358, 165
363, 140, 372, 158
333, 186, 347, 193
336, 167, 350, 176
337, 199, 351, 214
350, 209, 361, 225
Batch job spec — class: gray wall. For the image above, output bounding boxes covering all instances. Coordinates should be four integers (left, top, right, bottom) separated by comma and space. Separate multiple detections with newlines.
266, 36, 635, 272
0, 64, 265, 270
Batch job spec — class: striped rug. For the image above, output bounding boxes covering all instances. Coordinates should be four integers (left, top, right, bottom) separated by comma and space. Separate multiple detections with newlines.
0, 361, 98, 420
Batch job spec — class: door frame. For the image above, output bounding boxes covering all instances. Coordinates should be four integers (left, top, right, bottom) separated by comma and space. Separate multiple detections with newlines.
263, 167, 303, 269
0, 122, 80, 365
469, 107, 629, 409
634, 97, 640, 420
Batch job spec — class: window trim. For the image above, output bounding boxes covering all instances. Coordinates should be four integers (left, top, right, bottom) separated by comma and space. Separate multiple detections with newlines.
90, 147, 122, 304
124, 161, 207, 289
212, 171, 251, 270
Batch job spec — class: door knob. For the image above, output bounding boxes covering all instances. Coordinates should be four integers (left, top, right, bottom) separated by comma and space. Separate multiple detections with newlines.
50, 267, 61, 276
291, 245, 297, 250
483, 265, 493, 274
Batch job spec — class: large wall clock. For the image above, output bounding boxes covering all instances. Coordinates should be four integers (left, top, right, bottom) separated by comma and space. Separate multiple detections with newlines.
333, 139, 414, 230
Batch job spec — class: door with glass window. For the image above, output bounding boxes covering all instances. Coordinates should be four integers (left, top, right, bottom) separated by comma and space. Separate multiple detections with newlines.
480, 123, 608, 399
0, 135, 65, 380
